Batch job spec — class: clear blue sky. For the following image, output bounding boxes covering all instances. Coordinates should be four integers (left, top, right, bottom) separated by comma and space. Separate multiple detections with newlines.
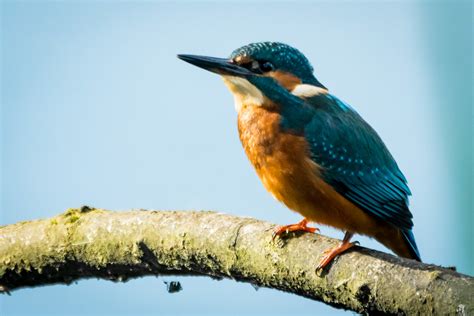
1, 1, 472, 315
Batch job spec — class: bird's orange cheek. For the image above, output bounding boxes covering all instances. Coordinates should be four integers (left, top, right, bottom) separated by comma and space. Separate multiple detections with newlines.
267, 71, 302, 91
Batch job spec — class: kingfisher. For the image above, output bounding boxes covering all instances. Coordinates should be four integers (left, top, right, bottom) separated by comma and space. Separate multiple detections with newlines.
178, 42, 421, 269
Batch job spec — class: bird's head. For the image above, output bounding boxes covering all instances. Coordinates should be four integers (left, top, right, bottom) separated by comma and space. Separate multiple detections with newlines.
178, 42, 327, 111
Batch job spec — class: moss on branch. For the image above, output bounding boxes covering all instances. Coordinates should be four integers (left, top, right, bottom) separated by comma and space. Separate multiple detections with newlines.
0, 208, 472, 315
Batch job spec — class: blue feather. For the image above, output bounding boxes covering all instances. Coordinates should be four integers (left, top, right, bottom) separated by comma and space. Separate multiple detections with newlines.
401, 229, 421, 261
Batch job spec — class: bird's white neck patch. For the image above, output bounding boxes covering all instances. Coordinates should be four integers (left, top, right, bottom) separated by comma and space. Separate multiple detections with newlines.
291, 84, 328, 98
222, 76, 265, 112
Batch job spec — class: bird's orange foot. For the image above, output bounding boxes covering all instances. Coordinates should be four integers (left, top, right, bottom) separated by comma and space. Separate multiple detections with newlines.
316, 241, 356, 271
272, 218, 319, 240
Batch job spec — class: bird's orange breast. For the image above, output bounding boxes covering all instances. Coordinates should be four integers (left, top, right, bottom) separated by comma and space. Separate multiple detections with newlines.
237, 104, 389, 237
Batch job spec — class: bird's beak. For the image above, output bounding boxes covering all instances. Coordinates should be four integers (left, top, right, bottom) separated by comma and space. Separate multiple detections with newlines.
177, 54, 253, 77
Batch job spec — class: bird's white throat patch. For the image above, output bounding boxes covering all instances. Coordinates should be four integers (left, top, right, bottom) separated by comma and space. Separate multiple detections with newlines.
222, 76, 265, 111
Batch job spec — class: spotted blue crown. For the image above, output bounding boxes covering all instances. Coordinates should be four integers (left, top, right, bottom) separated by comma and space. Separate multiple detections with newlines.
230, 42, 317, 84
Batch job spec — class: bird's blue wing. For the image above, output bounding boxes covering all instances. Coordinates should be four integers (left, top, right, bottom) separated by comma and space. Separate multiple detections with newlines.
302, 93, 414, 230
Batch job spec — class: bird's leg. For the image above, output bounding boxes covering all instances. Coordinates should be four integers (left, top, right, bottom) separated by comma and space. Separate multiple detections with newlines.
272, 218, 319, 240
316, 232, 355, 271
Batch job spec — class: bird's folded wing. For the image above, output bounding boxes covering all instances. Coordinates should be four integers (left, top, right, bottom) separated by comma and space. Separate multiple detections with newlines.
303, 94, 413, 230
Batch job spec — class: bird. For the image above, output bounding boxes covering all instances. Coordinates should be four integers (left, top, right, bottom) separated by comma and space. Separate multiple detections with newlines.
177, 42, 421, 270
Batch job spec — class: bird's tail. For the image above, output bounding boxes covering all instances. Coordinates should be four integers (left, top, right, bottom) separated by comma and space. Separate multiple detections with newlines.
401, 229, 421, 262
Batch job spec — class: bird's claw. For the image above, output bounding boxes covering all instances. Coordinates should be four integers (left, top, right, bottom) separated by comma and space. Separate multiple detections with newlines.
316, 241, 357, 272
271, 220, 318, 241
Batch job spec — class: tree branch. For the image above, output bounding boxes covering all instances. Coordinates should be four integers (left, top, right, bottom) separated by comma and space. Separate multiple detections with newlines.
0, 207, 472, 315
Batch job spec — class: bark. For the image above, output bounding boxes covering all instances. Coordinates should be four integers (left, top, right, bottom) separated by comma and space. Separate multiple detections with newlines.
0, 207, 472, 315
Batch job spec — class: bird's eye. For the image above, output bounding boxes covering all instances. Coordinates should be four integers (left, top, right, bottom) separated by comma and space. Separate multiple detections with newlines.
259, 61, 274, 72
238, 60, 274, 74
